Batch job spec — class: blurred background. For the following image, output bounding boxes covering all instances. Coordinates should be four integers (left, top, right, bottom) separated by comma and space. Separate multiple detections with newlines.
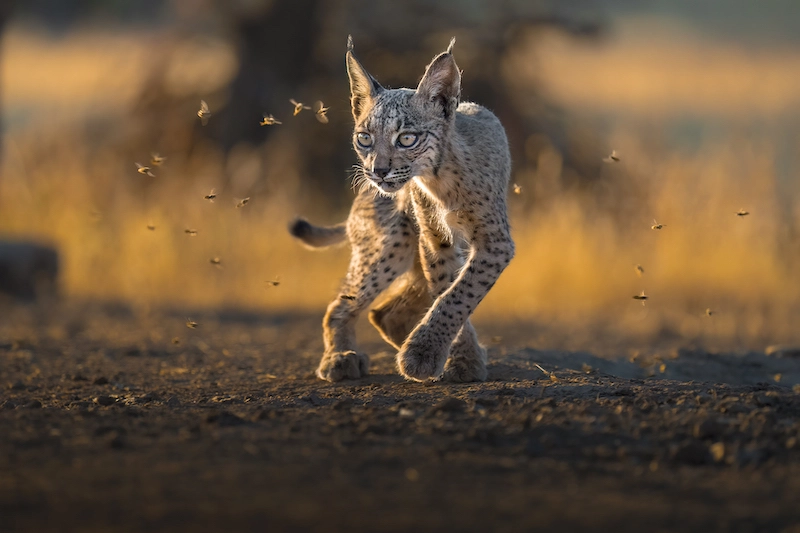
1, 0, 799, 353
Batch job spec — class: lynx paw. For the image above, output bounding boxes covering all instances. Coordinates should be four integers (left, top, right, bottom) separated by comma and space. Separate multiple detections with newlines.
396, 341, 447, 382
316, 351, 369, 382
442, 356, 487, 382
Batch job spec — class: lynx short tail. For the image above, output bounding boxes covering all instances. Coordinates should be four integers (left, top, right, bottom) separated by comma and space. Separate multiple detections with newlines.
289, 218, 347, 248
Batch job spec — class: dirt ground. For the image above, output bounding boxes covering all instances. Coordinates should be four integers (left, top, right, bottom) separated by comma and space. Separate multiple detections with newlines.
1, 300, 799, 533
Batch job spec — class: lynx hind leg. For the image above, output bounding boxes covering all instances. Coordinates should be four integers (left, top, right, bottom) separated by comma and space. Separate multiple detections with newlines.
443, 321, 488, 382
317, 193, 416, 382
368, 262, 432, 349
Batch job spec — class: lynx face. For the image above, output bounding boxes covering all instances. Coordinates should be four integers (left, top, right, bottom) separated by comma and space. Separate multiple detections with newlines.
348, 42, 460, 195
352, 91, 451, 194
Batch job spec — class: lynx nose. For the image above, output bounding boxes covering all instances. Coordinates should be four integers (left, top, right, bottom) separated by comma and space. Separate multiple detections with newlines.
372, 167, 391, 179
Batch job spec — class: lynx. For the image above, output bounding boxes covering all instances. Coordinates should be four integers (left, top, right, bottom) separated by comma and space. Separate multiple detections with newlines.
290, 36, 514, 382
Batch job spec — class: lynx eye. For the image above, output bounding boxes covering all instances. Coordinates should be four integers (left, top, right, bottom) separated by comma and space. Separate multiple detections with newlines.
356, 132, 373, 148
397, 133, 418, 148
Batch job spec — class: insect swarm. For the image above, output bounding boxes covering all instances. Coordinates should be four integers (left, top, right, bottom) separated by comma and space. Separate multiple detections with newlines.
135, 162, 155, 177
185, 228, 198, 236
632, 290, 649, 305
651, 220, 666, 230
197, 100, 211, 125
533, 363, 559, 383
737, 208, 750, 218
260, 114, 282, 126
236, 197, 250, 208
186, 318, 199, 329
150, 153, 166, 166
314, 101, 330, 124
204, 189, 217, 202
603, 150, 620, 163
290, 99, 311, 116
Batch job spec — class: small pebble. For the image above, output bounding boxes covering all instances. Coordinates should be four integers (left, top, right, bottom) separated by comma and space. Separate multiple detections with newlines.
108, 432, 125, 449
136, 393, 159, 404
694, 419, 724, 440
93, 395, 116, 407
405, 468, 420, 482
427, 397, 467, 416
206, 410, 246, 427
670, 441, 710, 465
709, 442, 726, 463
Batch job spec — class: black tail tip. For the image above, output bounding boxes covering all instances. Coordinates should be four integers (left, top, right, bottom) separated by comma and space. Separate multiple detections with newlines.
288, 217, 311, 238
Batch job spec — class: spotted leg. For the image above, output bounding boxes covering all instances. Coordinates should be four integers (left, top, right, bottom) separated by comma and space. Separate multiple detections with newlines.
317, 193, 416, 381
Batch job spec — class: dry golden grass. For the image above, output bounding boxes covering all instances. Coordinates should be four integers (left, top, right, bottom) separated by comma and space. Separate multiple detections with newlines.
2, 24, 799, 350
508, 16, 800, 117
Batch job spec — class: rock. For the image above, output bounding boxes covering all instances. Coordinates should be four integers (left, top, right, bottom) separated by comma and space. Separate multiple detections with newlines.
166, 396, 181, 407
427, 397, 467, 416
694, 419, 725, 440
93, 395, 117, 406
23, 399, 42, 409
93, 376, 109, 385
9, 381, 26, 391
124, 406, 144, 417
107, 432, 125, 449
670, 441, 711, 465
136, 392, 160, 404
735, 445, 771, 467
764, 345, 800, 358
332, 398, 355, 411
709, 442, 726, 463
206, 410, 246, 427
1, 400, 16, 410
0, 241, 59, 300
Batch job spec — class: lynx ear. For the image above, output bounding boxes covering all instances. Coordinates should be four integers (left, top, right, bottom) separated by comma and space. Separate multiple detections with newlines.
415, 38, 461, 119
346, 35, 383, 120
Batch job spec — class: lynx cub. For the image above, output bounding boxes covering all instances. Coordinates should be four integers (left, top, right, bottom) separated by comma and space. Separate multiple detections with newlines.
290, 36, 514, 382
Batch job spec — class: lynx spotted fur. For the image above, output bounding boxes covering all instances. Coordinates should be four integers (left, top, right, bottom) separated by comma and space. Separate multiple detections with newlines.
290, 36, 514, 382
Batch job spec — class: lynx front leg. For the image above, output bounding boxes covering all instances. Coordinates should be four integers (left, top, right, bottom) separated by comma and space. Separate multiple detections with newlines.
317, 197, 416, 382
411, 231, 488, 382
397, 230, 514, 382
